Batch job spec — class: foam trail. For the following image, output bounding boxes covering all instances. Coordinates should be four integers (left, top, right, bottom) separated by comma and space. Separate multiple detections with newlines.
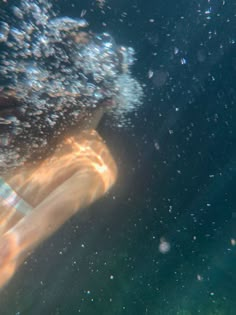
0, 0, 143, 174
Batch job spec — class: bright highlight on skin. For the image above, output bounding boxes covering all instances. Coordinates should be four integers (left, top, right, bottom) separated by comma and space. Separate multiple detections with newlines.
0, 129, 117, 289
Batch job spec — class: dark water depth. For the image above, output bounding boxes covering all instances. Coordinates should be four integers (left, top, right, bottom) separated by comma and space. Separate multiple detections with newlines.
0, 0, 236, 314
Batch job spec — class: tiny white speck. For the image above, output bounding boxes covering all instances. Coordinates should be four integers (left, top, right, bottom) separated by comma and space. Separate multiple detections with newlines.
174, 47, 179, 54
154, 140, 160, 150
231, 239, 236, 246
159, 238, 171, 254
197, 274, 203, 281
80, 9, 87, 17
148, 69, 154, 79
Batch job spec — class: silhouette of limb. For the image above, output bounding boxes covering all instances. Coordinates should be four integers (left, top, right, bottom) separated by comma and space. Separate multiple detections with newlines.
0, 129, 117, 289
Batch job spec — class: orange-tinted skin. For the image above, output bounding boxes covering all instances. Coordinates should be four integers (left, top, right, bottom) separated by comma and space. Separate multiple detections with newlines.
0, 129, 117, 289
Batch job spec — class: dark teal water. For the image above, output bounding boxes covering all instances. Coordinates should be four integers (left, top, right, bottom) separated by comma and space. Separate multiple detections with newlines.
0, 0, 236, 314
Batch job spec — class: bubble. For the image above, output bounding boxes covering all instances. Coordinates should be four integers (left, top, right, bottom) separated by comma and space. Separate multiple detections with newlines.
114, 74, 143, 118
0, 22, 10, 42
12, 6, 24, 19
158, 237, 171, 254
49, 17, 88, 31
10, 27, 25, 42
0, 117, 12, 125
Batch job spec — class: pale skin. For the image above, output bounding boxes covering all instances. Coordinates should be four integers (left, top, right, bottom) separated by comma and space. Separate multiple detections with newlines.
0, 106, 117, 289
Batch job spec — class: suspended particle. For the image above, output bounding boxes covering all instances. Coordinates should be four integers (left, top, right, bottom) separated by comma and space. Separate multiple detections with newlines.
197, 274, 203, 281
154, 140, 160, 150
96, 0, 106, 9
148, 69, 154, 79
80, 9, 87, 18
158, 237, 171, 254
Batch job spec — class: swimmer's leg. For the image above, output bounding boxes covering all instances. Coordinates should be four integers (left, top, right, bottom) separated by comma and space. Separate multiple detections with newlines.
0, 180, 31, 235
0, 207, 24, 236
0, 130, 117, 289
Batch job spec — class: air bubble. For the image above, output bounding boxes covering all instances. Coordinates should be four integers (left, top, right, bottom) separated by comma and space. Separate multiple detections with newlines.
0, 0, 143, 173
49, 17, 88, 32
0, 22, 10, 42
10, 27, 25, 42
12, 6, 24, 19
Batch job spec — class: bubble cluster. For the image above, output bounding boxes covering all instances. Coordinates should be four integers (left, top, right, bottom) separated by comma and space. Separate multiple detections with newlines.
0, 0, 143, 174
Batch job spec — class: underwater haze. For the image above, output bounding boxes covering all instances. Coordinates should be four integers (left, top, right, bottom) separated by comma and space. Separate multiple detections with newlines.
0, 0, 236, 314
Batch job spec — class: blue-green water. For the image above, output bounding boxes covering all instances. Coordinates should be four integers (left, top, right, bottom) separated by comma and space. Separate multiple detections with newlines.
0, 0, 236, 314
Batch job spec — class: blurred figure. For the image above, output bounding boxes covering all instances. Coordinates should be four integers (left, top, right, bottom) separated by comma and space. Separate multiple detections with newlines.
0, 1, 143, 288
0, 105, 117, 289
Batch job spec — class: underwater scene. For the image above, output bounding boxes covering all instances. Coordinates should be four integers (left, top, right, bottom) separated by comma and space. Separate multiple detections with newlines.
0, 0, 235, 314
